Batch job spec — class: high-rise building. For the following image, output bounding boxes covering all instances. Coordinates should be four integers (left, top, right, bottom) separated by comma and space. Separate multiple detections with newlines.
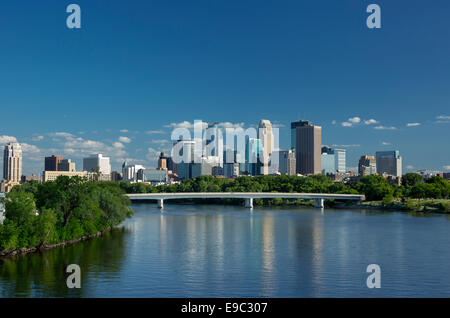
295, 122, 322, 175
277, 150, 296, 175
58, 159, 76, 172
321, 153, 335, 175
3, 142, 22, 183
258, 119, 274, 175
376, 151, 402, 177
334, 149, 346, 173
158, 152, 168, 170
45, 155, 64, 171
122, 161, 145, 182
321, 147, 346, 174
358, 155, 377, 176
291, 120, 312, 152
83, 154, 111, 175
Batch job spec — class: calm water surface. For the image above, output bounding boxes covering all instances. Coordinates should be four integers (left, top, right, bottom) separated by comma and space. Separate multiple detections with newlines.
1, 204, 450, 297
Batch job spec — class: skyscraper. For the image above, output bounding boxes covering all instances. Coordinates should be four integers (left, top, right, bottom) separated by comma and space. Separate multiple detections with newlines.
295, 122, 322, 175
376, 151, 402, 177
358, 155, 377, 176
278, 150, 296, 175
291, 120, 312, 152
45, 155, 64, 171
258, 119, 274, 175
83, 154, 111, 175
334, 149, 346, 173
3, 142, 22, 183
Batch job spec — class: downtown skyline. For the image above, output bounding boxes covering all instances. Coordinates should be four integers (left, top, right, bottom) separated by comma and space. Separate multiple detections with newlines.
0, 1, 449, 174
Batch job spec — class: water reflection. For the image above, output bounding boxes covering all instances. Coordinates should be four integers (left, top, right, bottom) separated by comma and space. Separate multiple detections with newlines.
1, 205, 450, 297
0, 228, 128, 297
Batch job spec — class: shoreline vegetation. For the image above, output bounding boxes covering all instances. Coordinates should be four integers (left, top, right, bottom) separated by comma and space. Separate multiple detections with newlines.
0, 177, 133, 258
120, 174, 450, 214
1, 173, 449, 258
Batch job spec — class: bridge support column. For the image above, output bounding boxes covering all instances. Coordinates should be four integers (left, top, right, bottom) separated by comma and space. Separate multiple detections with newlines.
245, 198, 253, 209
157, 199, 164, 209
314, 198, 324, 209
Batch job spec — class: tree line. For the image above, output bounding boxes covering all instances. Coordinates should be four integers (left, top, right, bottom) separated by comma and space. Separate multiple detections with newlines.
0, 177, 133, 254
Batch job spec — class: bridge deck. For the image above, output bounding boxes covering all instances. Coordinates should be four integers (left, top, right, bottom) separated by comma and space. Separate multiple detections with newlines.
125, 192, 365, 201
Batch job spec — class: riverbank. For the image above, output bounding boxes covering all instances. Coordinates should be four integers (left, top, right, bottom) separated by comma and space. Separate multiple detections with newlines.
0, 228, 114, 259
337, 198, 450, 213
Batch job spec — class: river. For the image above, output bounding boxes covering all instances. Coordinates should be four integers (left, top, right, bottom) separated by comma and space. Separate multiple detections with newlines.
1, 204, 450, 297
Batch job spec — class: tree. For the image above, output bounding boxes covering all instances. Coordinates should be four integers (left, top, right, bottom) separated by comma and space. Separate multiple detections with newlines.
402, 173, 423, 188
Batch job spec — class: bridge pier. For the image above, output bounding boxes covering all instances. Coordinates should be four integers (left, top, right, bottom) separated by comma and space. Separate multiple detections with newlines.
157, 199, 164, 209
314, 198, 324, 209
245, 198, 253, 209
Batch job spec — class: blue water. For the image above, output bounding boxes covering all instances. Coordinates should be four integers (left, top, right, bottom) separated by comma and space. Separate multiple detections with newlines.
1, 204, 450, 297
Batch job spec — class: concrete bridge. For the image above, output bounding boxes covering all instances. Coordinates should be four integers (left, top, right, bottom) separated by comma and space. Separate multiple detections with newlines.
125, 192, 365, 209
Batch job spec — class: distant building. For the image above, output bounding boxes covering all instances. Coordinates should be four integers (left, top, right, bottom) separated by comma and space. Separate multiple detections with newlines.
443, 173, 450, 181
295, 122, 322, 175
111, 171, 122, 182
21, 174, 41, 183
358, 155, 377, 176
334, 149, 346, 173
321, 147, 346, 174
58, 159, 76, 172
137, 169, 169, 185
3, 142, 22, 184
321, 152, 335, 175
212, 165, 224, 177
43, 170, 87, 182
45, 155, 64, 171
83, 154, 111, 175
122, 162, 145, 182
191, 161, 213, 178
224, 163, 240, 178
258, 119, 274, 175
291, 120, 312, 152
277, 150, 296, 175
376, 151, 402, 177
157, 152, 168, 170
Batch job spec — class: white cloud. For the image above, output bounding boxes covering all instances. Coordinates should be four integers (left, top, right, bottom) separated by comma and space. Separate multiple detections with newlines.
406, 165, 414, 170
381, 141, 391, 145
331, 120, 337, 125
164, 121, 196, 129
331, 144, 360, 148
374, 126, 397, 130
0, 135, 18, 144
164, 121, 244, 130
31, 135, 44, 141
113, 142, 125, 148
119, 136, 131, 143
48, 132, 75, 138
151, 139, 169, 144
444, 165, 450, 171
217, 122, 245, 129
348, 117, 361, 124
436, 115, 450, 124
145, 130, 165, 135
21, 143, 40, 153
364, 119, 378, 125
407, 123, 421, 127
341, 122, 353, 127
120, 129, 129, 133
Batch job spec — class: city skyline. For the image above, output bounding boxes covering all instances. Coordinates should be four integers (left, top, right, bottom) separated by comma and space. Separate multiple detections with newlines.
0, 1, 449, 175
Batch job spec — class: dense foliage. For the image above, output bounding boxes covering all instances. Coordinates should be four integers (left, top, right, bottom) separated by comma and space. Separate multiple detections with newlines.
0, 177, 133, 253
119, 173, 449, 199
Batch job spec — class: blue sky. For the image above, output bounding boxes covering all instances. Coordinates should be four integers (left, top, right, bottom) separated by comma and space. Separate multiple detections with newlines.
0, 0, 449, 175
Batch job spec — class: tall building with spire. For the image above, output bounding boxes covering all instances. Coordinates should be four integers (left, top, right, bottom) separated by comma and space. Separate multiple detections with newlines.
3, 142, 22, 183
